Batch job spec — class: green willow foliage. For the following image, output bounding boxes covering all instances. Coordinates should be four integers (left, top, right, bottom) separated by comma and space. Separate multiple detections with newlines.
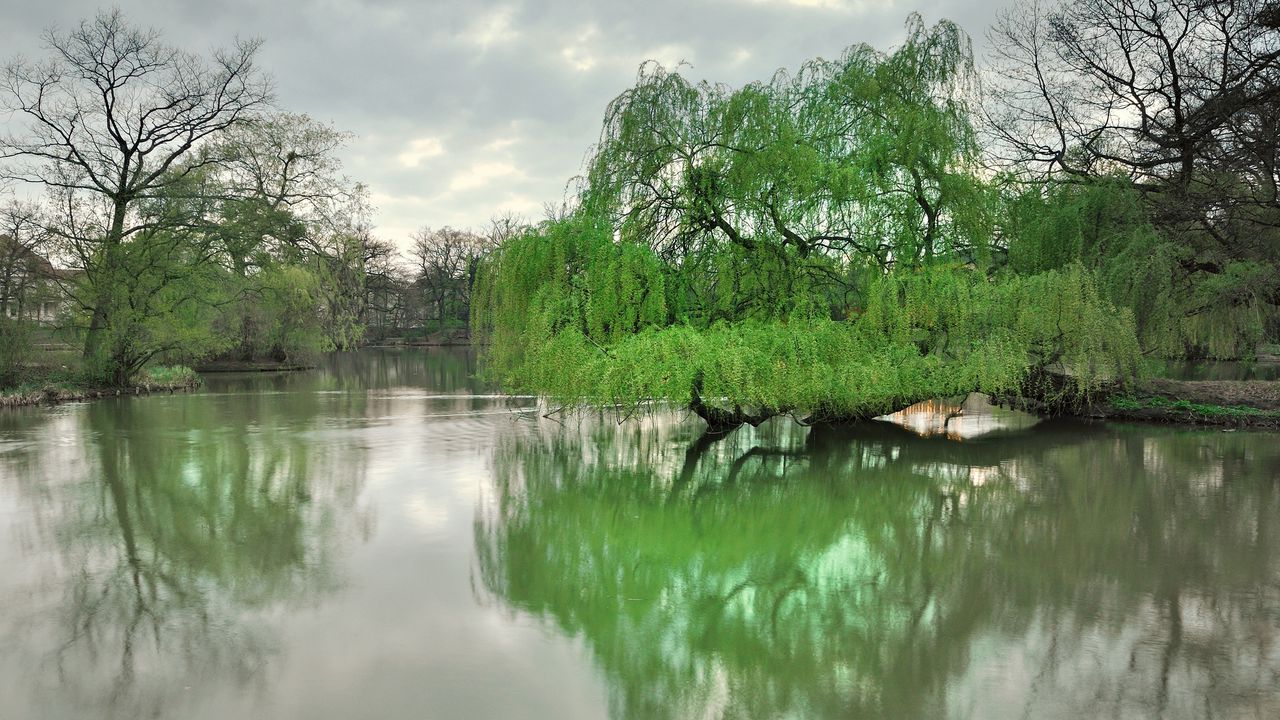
475, 223, 1137, 424
474, 16, 1142, 428
472, 214, 665, 381
580, 14, 990, 276
1003, 179, 1272, 359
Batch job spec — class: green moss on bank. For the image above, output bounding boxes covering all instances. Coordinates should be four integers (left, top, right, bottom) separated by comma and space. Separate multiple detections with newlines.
1106, 394, 1280, 427
0, 365, 202, 409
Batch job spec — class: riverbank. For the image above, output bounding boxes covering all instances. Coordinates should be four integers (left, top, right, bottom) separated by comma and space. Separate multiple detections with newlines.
1092, 379, 1280, 429
193, 359, 314, 373
0, 366, 202, 409
6, 353, 1278, 432
366, 328, 471, 347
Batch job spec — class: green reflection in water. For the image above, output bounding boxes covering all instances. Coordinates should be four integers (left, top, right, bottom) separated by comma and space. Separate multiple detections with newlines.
7, 390, 371, 716
477, 417, 1280, 719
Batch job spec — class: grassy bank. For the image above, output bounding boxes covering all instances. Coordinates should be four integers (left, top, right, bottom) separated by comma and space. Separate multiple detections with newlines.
0, 365, 201, 409
1094, 379, 1280, 429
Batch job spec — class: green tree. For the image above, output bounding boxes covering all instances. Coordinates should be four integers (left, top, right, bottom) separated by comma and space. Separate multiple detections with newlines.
581, 13, 990, 313
474, 16, 1140, 432
987, 0, 1280, 357
32, 167, 230, 383
205, 114, 378, 361
0, 10, 271, 383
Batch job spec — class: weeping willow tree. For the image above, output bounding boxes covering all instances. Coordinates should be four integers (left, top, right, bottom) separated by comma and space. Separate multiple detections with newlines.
1003, 177, 1275, 359
476, 238, 1138, 430
581, 14, 991, 280
473, 15, 1141, 432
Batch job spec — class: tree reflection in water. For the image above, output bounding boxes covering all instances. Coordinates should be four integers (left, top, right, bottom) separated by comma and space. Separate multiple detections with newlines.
476, 415, 1280, 719
6, 396, 371, 718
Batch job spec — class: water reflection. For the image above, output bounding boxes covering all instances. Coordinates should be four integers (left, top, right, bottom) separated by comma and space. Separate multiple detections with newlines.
2, 349, 1278, 719
477, 416, 1280, 719
0, 391, 371, 718
199, 347, 485, 397
880, 393, 1040, 440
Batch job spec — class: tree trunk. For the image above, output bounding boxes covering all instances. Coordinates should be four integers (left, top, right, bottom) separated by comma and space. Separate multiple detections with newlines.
688, 371, 779, 434
84, 200, 129, 360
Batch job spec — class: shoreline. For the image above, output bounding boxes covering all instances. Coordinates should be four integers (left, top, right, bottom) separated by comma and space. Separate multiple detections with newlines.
360, 339, 473, 348
1089, 378, 1280, 429
192, 360, 315, 373
5, 360, 1278, 431
0, 373, 202, 410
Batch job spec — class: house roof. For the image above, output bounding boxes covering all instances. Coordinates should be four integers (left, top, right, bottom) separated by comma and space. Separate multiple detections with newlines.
0, 234, 61, 278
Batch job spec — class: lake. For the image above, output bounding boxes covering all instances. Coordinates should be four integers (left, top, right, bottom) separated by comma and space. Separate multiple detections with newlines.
1, 348, 1278, 719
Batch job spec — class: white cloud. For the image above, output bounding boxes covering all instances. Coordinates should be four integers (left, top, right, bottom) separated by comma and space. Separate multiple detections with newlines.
369, 191, 429, 208
749, 0, 867, 9
397, 136, 445, 168
461, 7, 519, 49
641, 44, 694, 70
561, 25, 598, 72
484, 136, 520, 152
495, 193, 543, 215
0, 0, 997, 256
448, 162, 524, 193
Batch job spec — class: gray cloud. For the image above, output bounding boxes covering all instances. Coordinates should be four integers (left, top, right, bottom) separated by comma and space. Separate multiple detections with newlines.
0, 0, 1011, 250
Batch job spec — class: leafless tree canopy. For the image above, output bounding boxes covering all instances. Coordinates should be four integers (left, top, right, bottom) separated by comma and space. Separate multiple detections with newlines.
0, 198, 53, 315
410, 226, 496, 325
0, 8, 273, 240
484, 211, 531, 247
217, 112, 352, 213
987, 0, 1280, 199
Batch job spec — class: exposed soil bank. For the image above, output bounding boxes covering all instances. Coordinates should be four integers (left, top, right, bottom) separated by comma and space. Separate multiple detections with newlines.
1140, 378, 1280, 410
1091, 379, 1280, 428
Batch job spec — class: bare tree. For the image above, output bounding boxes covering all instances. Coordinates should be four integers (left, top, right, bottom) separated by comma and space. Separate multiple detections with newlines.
361, 240, 410, 339
485, 211, 530, 247
0, 9, 272, 377
218, 113, 351, 213
410, 226, 494, 327
985, 0, 1280, 317
308, 188, 381, 350
987, 0, 1280, 195
0, 198, 52, 318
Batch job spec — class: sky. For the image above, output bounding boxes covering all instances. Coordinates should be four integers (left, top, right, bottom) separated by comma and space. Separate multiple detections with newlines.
0, 0, 1009, 251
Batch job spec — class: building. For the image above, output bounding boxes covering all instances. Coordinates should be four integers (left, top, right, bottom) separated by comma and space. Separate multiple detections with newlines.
0, 234, 67, 325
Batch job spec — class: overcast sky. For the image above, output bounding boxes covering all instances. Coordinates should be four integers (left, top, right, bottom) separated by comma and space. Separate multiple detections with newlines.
0, 0, 1009, 251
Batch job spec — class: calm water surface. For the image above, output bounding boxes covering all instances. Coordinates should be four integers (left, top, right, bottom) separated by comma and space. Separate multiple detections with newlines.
1, 348, 1278, 719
